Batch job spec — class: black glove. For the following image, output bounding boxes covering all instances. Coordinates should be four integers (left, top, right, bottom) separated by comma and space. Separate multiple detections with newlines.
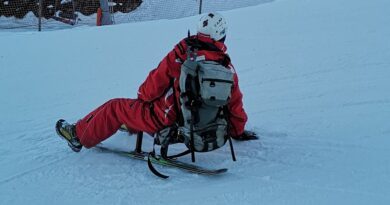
233, 130, 258, 141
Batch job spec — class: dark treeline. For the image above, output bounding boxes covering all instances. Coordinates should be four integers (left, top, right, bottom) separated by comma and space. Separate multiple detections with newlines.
0, 0, 142, 19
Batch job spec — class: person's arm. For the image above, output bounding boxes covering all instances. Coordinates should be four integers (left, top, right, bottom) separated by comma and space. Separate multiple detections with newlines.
227, 72, 248, 137
137, 49, 179, 102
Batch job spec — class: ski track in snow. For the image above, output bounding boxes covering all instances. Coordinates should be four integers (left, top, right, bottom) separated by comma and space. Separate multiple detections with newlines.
0, 156, 67, 184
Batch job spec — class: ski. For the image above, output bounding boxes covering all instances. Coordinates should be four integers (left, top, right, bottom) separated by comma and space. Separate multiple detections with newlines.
94, 145, 228, 176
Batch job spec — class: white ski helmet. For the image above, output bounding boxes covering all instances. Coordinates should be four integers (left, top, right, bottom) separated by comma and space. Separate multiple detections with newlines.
197, 12, 227, 41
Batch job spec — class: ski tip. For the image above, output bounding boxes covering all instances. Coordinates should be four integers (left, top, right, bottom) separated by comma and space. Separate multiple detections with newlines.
216, 168, 228, 174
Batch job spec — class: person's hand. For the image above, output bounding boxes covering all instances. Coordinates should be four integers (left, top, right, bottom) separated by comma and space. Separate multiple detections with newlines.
233, 130, 258, 141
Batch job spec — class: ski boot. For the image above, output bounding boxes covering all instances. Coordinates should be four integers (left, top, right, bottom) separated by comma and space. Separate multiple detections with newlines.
55, 119, 82, 152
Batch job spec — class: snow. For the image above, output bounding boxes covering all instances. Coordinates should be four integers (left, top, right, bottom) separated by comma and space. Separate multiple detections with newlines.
1, 0, 390, 204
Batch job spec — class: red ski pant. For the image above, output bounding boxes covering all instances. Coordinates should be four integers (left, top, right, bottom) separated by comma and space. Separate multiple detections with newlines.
75, 98, 162, 148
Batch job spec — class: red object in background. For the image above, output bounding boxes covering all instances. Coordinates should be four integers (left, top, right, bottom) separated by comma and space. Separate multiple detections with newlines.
96, 7, 102, 26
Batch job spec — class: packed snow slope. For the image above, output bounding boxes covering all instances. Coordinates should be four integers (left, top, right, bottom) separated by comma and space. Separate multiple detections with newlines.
1, 0, 390, 204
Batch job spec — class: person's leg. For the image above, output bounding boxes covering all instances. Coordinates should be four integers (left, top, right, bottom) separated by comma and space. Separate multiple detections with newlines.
75, 98, 161, 148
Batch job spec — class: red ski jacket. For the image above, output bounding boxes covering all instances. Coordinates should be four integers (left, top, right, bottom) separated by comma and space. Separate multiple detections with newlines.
137, 35, 247, 137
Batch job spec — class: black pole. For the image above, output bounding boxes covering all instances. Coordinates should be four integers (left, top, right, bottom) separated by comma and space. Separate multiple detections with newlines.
198, 0, 203, 14
135, 132, 143, 153
38, 0, 43, 31
190, 117, 196, 162
72, 0, 76, 21
228, 136, 236, 161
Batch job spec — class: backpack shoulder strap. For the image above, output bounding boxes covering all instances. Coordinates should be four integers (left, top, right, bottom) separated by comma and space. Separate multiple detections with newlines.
170, 78, 183, 126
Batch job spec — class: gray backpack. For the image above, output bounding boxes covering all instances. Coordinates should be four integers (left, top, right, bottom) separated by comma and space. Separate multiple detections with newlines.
178, 54, 234, 152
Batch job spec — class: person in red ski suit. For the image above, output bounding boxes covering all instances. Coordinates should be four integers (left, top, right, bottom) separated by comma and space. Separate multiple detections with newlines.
56, 12, 256, 153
